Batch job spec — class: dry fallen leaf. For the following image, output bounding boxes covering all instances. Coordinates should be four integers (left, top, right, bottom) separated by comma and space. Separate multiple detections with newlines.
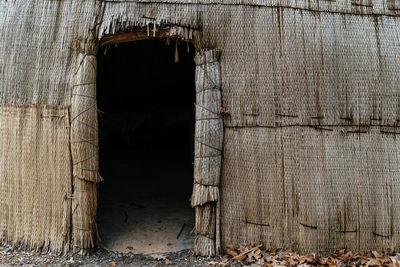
342, 250, 354, 261
238, 245, 247, 253
165, 259, 172, 265
367, 258, 383, 267
247, 250, 256, 262
270, 249, 278, 256
235, 254, 247, 261
373, 251, 382, 258
225, 245, 238, 257
247, 249, 262, 263
287, 256, 297, 266
221, 246, 399, 267
110, 261, 116, 267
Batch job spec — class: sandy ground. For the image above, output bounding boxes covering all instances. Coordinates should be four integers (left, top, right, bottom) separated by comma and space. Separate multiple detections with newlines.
98, 196, 194, 254
97, 145, 194, 255
97, 145, 195, 255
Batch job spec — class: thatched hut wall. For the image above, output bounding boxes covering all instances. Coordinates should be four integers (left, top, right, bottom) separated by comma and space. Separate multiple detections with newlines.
0, 0, 399, 255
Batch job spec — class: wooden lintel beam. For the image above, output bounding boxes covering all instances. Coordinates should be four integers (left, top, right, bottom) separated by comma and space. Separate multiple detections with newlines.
100, 30, 178, 46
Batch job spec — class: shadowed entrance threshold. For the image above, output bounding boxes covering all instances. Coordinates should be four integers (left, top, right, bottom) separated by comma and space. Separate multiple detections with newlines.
97, 146, 194, 254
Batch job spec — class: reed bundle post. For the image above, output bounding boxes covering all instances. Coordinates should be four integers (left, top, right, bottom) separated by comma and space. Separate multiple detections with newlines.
191, 49, 223, 256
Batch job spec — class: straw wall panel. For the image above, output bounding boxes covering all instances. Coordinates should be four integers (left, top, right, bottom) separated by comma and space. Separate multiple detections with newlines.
100, 4, 400, 128
0, 1, 101, 106
199, 7, 400, 127
0, 105, 72, 253
222, 126, 400, 253
102, 0, 400, 16
0, 1, 398, 128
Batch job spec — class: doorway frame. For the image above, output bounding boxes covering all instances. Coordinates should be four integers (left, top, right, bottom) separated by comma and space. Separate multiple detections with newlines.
69, 26, 223, 256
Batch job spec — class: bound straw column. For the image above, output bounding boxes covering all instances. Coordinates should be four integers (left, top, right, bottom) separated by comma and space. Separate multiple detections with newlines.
70, 40, 102, 253
191, 49, 223, 256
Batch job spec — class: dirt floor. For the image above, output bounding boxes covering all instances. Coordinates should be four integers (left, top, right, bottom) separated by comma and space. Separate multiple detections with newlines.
0, 246, 400, 267
97, 145, 194, 255
1, 244, 399, 266
0, 246, 220, 266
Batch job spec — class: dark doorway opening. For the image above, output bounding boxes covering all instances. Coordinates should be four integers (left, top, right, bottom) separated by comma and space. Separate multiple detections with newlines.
96, 39, 196, 254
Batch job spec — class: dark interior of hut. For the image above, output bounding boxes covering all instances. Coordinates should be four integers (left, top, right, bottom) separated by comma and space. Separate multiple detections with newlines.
96, 39, 195, 254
